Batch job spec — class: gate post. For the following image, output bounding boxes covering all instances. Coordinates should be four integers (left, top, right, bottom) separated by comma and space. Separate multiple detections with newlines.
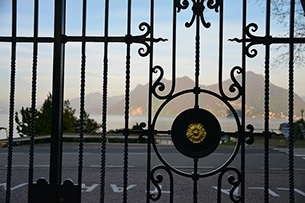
49, 0, 66, 201
29, 0, 80, 202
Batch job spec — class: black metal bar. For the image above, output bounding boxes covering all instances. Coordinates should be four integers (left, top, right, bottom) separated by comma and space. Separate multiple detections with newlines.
193, 158, 198, 203
123, 0, 132, 201
147, 0, 155, 201
0, 34, 161, 43
78, 0, 87, 199
263, 0, 271, 202
100, 0, 109, 202
218, 0, 224, 100
49, 0, 66, 202
241, 0, 247, 202
288, 0, 295, 202
5, 1, 17, 202
0, 36, 54, 42
194, 4, 200, 109
28, 0, 39, 200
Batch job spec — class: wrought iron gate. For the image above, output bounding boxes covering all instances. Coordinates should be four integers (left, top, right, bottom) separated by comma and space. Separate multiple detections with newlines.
1, 0, 304, 202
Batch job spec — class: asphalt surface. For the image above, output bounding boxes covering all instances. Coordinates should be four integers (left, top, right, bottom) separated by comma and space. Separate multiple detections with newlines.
1, 143, 305, 202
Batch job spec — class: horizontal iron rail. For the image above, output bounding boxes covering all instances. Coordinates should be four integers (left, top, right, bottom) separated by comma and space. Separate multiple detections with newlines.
0, 35, 157, 43
0, 134, 140, 143
1, 36, 304, 44
0, 130, 283, 146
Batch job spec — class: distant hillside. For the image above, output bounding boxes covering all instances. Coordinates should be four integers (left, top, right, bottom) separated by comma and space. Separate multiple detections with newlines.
70, 72, 305, 118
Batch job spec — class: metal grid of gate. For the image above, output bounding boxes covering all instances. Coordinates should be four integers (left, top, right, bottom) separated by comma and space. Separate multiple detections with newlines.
1, 0, 304, 202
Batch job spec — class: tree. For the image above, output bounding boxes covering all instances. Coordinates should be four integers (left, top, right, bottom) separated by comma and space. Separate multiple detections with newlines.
15, 93, 100, 137
15, 107, 37, 137
63, 100, 78, 133
75, 111, 100, 133
36, 93, 53, 135
255, 0, 305, 67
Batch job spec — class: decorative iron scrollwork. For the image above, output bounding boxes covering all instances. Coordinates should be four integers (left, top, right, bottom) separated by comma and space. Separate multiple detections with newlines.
132, 22, 167, 57
206, 0, 221, 11
218, 167, 242, 202
175, 0, 189, 12
149, 165, 173, 202
220, 66, 243, 101
176, 0, 220, 28
229, 22, 271, 58
152, 65, 175, 99
244, 23, 259, 58
245, 124, 255, 145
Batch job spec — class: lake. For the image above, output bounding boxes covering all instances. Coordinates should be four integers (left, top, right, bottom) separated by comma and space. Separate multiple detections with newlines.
0, 113, 287, 139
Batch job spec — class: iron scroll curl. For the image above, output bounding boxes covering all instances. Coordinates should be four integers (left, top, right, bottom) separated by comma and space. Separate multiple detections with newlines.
219, 66, 243, 101
217, 167, 242, 202
175, 0, 221, 28
149, 165, 174, 202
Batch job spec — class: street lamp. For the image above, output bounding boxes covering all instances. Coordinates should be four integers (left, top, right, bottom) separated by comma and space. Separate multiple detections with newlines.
301, 109, 304, 120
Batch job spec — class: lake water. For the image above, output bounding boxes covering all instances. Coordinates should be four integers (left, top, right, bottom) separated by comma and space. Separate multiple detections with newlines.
0, 113, 287, 139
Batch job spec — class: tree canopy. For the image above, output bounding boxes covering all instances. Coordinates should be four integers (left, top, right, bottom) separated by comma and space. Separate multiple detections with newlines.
15, 93, 100, 137
255, 0, 305, 67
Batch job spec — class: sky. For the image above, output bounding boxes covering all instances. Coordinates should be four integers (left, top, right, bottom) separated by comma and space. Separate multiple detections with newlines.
0, 0, 304, 108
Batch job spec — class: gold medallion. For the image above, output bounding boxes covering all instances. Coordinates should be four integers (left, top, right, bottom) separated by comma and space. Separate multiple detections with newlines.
186, 123, 207, 143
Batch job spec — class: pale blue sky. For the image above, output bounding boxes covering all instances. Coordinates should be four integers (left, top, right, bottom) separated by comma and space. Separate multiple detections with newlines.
0, 0, 304, 107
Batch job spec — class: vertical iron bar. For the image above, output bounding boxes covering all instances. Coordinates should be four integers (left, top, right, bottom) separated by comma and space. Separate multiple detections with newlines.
264, 0, 271, 202
218, 0, 224, 96
194, 9, 200, 109
193, 158, 198, 203
241, 0, 247, 202
100, 0, 109, 202
49, 0, 66, 201
288, 0, 295, 202
6, 0, 17, 202
123, 0, 132, 202
28, 0, 39, 200
78, 0, 87, 199
147, 0, 155, 201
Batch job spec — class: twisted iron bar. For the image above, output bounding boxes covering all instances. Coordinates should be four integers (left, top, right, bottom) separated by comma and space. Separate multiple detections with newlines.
28, 0, 39, 194
78, 43, 85, 191
77, 1, 87, 196
288, 1, 296, 202
100, 0, 109, 202
123, 1, 132, 201
6, 1, 17, 202
263, 0, 271, 200
123, 53, 131, 202
100, 56, 108, 203
264, 51, 270, 203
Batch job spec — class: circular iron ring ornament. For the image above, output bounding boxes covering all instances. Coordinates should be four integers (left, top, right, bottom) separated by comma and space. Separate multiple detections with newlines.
171, 108, 222, 158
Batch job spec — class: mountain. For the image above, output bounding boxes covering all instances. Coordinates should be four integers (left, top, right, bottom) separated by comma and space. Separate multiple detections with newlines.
70, 92, 123, 115
71, 72, 305, 118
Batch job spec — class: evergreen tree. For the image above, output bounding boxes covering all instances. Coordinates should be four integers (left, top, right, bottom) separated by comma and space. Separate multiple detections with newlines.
36, 93, 52, 135
15, 93, 100, 137
15, 107, 37, 137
